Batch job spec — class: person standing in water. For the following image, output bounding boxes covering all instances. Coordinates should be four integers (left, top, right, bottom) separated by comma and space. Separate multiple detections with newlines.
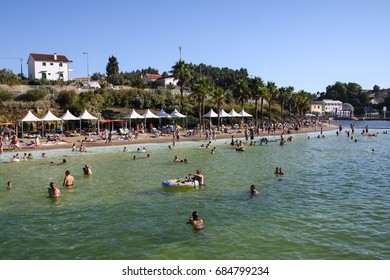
187, 211, 204, 230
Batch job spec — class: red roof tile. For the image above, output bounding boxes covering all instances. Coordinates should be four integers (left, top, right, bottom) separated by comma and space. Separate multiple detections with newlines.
29, 53, 71, 63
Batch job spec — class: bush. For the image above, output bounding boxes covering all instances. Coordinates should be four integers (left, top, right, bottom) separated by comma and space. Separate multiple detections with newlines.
15, 88, 49, 102
0, 88, 14, 101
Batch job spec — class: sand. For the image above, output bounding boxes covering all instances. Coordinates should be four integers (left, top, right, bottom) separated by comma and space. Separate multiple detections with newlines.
3, 123, 337, 154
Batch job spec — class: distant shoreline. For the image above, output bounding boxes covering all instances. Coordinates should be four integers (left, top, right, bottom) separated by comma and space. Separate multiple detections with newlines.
2, 123, 338, 155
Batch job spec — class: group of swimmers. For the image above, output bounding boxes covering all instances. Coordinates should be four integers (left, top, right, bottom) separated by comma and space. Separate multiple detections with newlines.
187, 184, 260, 231
47, 164, 92, 198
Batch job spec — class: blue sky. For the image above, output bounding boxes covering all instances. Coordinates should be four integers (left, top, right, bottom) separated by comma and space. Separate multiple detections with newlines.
1, 0, 389, 93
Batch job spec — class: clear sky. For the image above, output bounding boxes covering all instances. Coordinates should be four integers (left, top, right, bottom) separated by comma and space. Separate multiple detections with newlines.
1, 0, 389, 93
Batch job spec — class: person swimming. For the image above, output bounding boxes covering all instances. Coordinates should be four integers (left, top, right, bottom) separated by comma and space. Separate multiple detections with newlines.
250, 185, 259, 197
187, 211, 204, 231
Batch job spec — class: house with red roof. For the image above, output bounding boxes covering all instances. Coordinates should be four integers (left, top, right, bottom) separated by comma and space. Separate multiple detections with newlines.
27, 53, 72, 81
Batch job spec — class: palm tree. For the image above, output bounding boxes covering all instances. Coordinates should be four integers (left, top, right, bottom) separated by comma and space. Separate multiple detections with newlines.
248, 76, 265, 127
278, 87, 289, 119
171, 60, 192, 111
285, 86, 295, 118
191, 77, 212, 125
295, 90, 310, 116
265, 81, 278, 121
211, 87, 226, 130
233, 79, 250, 109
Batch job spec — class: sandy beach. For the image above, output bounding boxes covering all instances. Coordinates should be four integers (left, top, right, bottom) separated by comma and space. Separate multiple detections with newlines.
3, 122, 337, 154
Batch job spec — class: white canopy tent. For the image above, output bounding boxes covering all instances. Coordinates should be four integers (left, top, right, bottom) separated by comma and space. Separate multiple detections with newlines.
239, 109, 252, 117
219, 109, 231, 117
157, 109, 171, 129
169, 109, 187, 130
238, 109, 252, 123
123, 109, 144, 130
170, 109, 186, 118
229, 109, 241, 117
78, 109, 99, 134
40, 110, 62, 136
142, 109, 160, 128
21, 110, 41, 139
157, 109, 171, 118
204, 109, 218, 118
60, 110, 80, 133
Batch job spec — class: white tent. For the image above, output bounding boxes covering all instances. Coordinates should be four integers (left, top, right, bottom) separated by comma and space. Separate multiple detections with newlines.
157, 109, 171, 118
78, 109, 98, 120
21, 110, 41, 139
78, 110, 98, 135
219, 109, 231, 117
40, 110, 62, 136
123, 109, 144, 129
204, 109, 218, 118
142, 109, 160, 119
41, 110, 62, 121
239, 109, 252, 117
170, 109, 186, 118
142, 109, 160, 128
229, 109, 241, 117
60, 110, 80, 133
21, 110, 41, 122
61, 110, 80, 120
169, 109, 186, 130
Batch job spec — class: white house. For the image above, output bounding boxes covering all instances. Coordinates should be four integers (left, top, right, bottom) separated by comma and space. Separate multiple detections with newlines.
156, 76, 178, 89
321, 99, 343, 115
27, 53, 72, 81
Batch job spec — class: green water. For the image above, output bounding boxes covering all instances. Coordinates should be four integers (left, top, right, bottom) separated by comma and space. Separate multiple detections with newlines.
1, 129, 389, 260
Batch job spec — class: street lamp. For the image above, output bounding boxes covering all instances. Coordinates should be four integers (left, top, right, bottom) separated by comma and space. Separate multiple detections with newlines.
83, 52, 90, 86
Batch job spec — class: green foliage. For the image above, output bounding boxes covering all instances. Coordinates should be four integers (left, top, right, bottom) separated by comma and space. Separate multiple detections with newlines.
106, 55, 120, 85
0, 69, 21, 86
0, 88, 14, 101
15, 88, 49, 102
57, 89, 78, 108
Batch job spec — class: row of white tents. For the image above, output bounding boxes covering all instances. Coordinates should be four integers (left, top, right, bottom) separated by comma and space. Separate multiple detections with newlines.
18, 108, 252, 138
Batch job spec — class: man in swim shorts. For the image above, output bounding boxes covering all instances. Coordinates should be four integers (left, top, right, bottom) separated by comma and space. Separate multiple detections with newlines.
63, 170, 74, 187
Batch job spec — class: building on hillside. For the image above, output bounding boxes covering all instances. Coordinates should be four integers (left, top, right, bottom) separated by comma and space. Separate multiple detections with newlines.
156, 76, 178, 89
27, 53, 72, 81
310, 101, 323, 115
322, 99, 343, 115
142, 73, 162, 84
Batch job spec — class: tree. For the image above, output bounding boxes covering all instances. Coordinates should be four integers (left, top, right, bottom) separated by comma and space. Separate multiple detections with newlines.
211, 87, 226, 130
265, 81, 278, 121
233, 79, 250, 109
285, 86, 295, 117
248, 76, 265, 127
278, 87, 289, 118
295, 90, 310, 115
191, 77, 212, 125
106, 56, 120, 85
171, 60, 192, 111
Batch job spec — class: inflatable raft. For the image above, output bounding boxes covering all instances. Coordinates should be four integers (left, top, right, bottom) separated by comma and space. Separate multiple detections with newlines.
235, 146, 246, 151
162, 178, 199, 190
